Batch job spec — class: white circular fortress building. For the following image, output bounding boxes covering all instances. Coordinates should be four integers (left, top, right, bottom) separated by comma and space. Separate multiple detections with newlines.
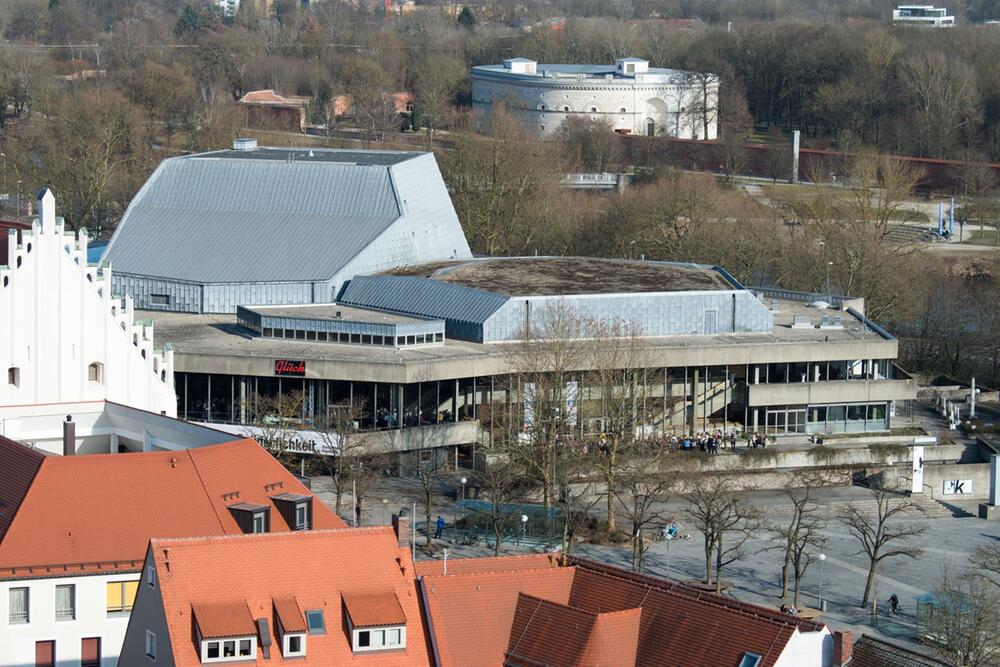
471, 57, 719, 139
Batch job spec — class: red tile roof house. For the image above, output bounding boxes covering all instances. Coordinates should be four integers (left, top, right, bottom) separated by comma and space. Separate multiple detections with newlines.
119, 524, 837, 667
0, 436, 344, 667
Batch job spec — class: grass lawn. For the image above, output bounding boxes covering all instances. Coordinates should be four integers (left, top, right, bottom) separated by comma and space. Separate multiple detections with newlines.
962, 228, 1000, 244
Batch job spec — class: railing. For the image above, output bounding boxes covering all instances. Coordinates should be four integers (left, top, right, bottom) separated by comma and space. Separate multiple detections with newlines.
747, 285, 849, 307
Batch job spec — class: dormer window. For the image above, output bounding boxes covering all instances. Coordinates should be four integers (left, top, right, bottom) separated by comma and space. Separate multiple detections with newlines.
343, 592, 407, 654
274, 598, 308, 658
194, 602, 258, 664
271, 493, 312, 531
227, 503, 270, 534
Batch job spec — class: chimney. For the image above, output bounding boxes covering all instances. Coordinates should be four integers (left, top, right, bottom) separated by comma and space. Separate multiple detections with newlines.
391, 514, 410, 548
832, 630, 853, 667
62, 415, 75, 456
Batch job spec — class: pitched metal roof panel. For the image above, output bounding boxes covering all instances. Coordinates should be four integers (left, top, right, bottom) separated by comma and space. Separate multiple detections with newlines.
339, 275, 508, 326
105, 155, 404, 284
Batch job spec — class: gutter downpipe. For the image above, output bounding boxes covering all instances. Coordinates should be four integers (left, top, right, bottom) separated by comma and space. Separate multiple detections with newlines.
418, 576, 443, 667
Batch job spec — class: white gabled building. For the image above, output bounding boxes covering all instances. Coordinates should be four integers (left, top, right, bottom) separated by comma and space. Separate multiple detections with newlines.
471, 57, 720, 139
0, 189, 176, 427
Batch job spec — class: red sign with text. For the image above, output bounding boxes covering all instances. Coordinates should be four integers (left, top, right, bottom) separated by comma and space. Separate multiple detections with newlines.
274, 360, 306, 377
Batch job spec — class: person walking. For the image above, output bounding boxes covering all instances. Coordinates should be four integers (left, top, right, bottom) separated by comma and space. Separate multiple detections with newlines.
434, 515, 445, 539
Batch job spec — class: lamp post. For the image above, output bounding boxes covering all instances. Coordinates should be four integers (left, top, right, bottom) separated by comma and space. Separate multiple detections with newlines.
16, 179, 22, 216
520, 514, 528, 546
382, 498, 388, 525
460, 476, 467, 502
818, 553, 827, 611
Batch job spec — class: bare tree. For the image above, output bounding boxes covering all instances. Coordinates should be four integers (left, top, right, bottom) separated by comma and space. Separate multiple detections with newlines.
245, 390, 306, 463
584, 318, 649, 533
771, 473, 829, 604
475, 444, 523, 557
407, 426, 451, 546
685, 474, 763, 594
313, 402, 373, 518
498, 302, 588, 510
923, 571, 1000, 667
412, 54, 465, 146
613, 454, 681, 573
838, 481, 926, 607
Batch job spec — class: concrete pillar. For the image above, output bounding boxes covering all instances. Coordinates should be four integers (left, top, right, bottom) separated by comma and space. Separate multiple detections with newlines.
790, 130, 800, 185
991, 454, 1000, 506
690, 368, 698, 436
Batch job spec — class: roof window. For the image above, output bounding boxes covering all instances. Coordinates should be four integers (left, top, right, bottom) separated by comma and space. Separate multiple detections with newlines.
305, 609, 326, 635
738, 653, 762, 667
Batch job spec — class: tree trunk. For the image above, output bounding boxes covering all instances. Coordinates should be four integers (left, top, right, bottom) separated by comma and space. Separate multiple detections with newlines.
493, 522, 502, 557
704, 538, 714, 585
861, 559, 878, 608
606, 472, 616, 533
793, 570, 802, 608
780, 551, 791, 598
424, 491, 432, 547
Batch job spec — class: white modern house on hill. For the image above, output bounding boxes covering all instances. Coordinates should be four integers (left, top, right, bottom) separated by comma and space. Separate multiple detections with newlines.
892, 5, 955, 26
471, 57, 719, 139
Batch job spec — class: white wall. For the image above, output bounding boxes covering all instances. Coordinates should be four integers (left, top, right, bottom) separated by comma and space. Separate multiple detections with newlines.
471, 73, 719, 139
1, 571, 141, 667
0, 191, 175, 417
773, 628, 834, 667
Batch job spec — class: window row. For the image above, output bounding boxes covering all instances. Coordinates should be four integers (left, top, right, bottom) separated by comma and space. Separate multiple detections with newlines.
9, 580, 138, 626
7, 363, 105, 388
260, 327, 443, 347
32, 638, 101, 667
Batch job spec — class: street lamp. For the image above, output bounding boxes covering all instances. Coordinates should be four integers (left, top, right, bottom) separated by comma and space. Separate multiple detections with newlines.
818, 553, 827, 611
382, 498, 389, 525
520, 514, 528, 546
460, 476, 468, 501
16, 179, 22, 216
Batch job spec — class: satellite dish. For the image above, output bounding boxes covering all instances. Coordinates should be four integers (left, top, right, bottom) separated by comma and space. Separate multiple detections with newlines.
808, 300, 831, 309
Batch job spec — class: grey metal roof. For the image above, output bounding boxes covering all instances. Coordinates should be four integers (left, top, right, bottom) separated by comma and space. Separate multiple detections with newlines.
195, 147, 423, 166
339, 274, 508, 326
104, 150, 427, 284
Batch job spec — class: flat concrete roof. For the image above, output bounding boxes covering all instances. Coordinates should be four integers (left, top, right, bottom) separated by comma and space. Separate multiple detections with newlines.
245, 304, 434, 326
384, 257, 733, 296
144, 301, 896, 383
194, 147, 424, 166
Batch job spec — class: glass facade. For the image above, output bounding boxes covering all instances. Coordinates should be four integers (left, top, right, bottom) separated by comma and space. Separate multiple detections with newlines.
175, 365, 892, 437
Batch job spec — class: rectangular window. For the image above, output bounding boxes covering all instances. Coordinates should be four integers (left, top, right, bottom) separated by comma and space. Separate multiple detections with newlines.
206, 642, 220, 659
9, 587, 29, 624
306, 609, 326, 634
357, 630, 370, 647
295, 330, 306, 340
55, 584, 75, 621
253, 512, 267, 533
317, 331, 327, 341
306, 330, 316, 341
288, 635, 303, 654
738, 654, 762, 667
388, 628, 401, 645
350, 334, 361, 344
238, 639, 252, 656
295, 503, 309, 530
263, 327, 273, 337
149, 294, 170, 306
35, 640, 55, 667
7, 366, 19, 387
81, 637, 101, 667
147, 566, 156, 588
145, 630, 156, 660
373, 629, 385, 646
223, 640, 236, 657
106, 580, 139, 614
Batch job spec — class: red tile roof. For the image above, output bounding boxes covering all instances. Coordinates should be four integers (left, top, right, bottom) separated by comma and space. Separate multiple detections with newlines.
144, 528, 433, 666
419, 562, 576, 666
506, 594, 641, 667
0, 439, 345, 577
420, 555, 828, 667
343, 591, 407, 627
0, 436, 45, 545
194, 601, 257, 638
273, 597, 307, 633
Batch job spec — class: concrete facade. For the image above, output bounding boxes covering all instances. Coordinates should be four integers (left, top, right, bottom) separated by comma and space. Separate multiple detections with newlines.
0, 190, 175, 418
471, 58, 719, 139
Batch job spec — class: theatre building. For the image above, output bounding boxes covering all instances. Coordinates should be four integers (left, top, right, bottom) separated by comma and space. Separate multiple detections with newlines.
146, 256, 916, 471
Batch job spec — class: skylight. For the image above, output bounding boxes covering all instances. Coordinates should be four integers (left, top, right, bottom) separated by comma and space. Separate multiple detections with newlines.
306, 609, 326, 635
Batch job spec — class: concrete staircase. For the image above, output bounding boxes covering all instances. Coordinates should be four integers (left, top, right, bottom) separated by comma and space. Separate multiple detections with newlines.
885, 224, 936, 245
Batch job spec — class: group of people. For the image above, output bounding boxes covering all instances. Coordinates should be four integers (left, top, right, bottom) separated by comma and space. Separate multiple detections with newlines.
668, 430, 773, 453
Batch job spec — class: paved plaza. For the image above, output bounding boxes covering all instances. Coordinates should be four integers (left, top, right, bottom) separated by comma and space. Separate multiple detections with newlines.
317, 474, 998, 657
